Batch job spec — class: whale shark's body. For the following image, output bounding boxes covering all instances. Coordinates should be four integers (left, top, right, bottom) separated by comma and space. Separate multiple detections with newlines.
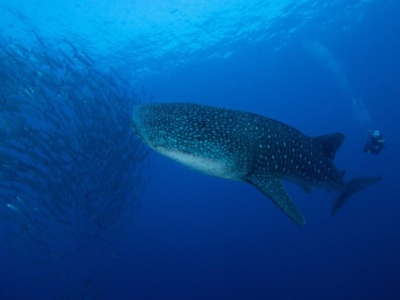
131, 102, 381, 225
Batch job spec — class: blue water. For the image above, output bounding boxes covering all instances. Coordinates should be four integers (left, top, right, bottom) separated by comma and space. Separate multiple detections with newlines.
1, 1, 399, 299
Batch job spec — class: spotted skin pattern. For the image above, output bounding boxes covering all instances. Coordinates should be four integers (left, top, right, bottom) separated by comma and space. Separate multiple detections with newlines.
132, 102, 381, 225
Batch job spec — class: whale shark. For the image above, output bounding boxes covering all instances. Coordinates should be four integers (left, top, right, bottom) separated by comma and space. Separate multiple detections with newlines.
131, 102, 382, 225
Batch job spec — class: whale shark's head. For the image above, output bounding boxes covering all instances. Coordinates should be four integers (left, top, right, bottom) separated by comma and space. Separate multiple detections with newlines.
131, 104, 153, 145
132, 103, 182, 150
131, 103, 250, 180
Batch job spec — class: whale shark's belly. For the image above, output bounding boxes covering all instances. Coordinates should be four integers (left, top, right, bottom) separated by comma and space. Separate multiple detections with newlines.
154, 146, 243, 180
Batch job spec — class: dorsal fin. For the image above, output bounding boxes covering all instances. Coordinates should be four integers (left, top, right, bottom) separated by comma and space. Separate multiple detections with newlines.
313, 133, 344, 160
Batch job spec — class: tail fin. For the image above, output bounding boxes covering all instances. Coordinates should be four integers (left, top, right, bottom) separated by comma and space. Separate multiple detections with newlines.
331, 177, 382, 215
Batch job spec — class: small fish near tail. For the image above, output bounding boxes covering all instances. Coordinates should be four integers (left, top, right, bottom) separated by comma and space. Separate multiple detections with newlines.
331, 177, 382, 215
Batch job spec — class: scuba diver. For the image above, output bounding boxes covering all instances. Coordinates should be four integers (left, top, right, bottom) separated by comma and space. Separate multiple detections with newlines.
363, 130, 385, 154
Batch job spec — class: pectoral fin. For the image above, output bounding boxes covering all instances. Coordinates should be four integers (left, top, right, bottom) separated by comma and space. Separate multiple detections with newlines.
246, 172, 306, 225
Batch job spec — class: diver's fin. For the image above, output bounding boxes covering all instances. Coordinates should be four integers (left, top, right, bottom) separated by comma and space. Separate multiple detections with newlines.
331, 177, 382, 215
246, 172, 306, 225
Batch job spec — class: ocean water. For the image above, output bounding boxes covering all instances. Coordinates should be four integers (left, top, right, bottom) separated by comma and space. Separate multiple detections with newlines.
0, 1, 399, 299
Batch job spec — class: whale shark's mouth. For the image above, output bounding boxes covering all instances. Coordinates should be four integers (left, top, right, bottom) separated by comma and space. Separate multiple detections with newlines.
131, 120, 146, 143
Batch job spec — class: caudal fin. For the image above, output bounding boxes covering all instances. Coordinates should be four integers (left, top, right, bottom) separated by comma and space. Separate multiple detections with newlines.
331, 177, 382, 215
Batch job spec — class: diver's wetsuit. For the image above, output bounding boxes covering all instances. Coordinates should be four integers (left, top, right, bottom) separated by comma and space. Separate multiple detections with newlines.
364, 132, 385, 154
